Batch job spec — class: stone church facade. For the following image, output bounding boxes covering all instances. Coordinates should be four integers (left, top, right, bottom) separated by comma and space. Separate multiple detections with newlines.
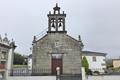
32, 4, 83, 75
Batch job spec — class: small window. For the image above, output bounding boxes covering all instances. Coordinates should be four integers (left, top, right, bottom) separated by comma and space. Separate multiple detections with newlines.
93, 56, 96, 62
101, 63, 106, 66
54, 41, 59, 48
103, 59, 106, 61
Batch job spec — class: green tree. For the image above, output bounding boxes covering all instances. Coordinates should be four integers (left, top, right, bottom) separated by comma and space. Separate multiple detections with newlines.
13, 53, 25, 65
82, 56, 89, 74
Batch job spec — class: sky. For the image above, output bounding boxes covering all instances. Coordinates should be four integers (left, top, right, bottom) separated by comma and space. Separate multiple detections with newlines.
0, 0, 120, 58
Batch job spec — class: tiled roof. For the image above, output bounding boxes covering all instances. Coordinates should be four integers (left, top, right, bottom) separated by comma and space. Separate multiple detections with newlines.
82, 51, 107, 56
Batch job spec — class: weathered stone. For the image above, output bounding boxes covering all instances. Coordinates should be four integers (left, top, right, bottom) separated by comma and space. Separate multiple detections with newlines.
32, 4, 83, 75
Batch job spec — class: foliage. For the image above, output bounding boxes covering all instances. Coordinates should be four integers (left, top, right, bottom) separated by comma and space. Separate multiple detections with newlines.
106, 58, 113, 69
87, 69, 92, 75
93, 71, 100, 75
82, 56, 89, 74
113, 67, 120, 72
107, 64, 113, 69
13, 52, 26, 65
13, 65, 27, 68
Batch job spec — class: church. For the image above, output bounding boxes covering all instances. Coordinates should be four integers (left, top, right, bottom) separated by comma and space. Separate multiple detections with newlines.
32, 4, 84, 75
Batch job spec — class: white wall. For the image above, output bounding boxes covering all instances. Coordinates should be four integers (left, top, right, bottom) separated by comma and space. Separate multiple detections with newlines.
82, 56, 106, 73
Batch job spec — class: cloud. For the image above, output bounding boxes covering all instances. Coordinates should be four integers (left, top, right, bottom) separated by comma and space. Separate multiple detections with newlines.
0, 0, 120, 58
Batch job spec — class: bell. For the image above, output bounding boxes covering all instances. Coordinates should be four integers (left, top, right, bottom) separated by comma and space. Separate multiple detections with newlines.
59, 23, 62, 27
52, 23, 55, 28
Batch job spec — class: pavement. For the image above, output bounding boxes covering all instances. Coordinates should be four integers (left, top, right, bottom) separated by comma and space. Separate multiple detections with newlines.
0, 74, 2, 80
106, 72, 120, 75
60, 75, 82, 80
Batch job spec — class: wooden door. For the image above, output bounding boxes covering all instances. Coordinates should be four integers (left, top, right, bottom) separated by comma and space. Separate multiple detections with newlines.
52, 58, 62, 75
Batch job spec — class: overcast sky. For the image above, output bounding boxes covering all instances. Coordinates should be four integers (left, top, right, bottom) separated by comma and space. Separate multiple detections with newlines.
0, 0, 120, 58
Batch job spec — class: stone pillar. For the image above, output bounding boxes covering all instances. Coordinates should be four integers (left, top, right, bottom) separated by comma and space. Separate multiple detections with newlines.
56, 67, 60, 80
1, 72, 6, 80
6, 41, 16, 80
48, 18, 51, 32
56, 18, 58, 32
82, 67, 86, 80
63, 18, 65, 31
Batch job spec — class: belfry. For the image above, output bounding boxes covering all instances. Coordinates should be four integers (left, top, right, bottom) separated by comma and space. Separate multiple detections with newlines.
47, 3, 66, 33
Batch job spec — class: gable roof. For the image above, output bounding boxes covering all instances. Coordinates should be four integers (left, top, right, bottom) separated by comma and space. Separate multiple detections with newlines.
35, 33, 80, 43
112, 59, 120, 61
28, 54, 32, 58
82, 51, 107, 56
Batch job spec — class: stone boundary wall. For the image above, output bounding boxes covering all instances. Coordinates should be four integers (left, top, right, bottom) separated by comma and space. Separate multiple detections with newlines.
7, 76, 56, 80
88, 75, 120, 80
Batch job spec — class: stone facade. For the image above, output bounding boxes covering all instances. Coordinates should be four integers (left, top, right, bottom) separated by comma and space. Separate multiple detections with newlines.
0, 34, 16, 79
0, 35, 11, 79
32, 4, 83, 75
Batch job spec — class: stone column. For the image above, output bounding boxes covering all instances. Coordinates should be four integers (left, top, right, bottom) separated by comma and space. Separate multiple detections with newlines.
1, 72, 5, 80
82, 67, 86, 80
6, 41, 16, 80
63, 18, 65, 31
56, 67, 60, 80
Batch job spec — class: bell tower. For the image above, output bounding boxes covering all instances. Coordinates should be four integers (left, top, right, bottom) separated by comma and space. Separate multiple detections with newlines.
47, 3, 67, 33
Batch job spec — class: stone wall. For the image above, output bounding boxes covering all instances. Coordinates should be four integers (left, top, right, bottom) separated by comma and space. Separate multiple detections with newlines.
32, 33, 82, 75
88, 75, 120, 80
8, 76, 56, 80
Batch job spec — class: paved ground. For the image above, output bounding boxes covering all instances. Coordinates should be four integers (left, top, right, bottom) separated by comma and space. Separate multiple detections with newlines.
60, 75, 82, 80
108, 72, 120, 75
0, 74, 2, 80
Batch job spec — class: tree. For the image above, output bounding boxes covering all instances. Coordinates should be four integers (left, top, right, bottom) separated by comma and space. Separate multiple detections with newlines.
13, 53, 25, 65
82, 56, 89, 74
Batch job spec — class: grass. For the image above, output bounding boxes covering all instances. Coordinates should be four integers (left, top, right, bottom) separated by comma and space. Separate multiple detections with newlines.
13, 65, 27, 68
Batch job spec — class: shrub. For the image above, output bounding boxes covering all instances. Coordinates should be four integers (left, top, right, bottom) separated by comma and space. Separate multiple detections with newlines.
82, 56, 89, 74
93, 71, 100, 75
87, 69, 92, 75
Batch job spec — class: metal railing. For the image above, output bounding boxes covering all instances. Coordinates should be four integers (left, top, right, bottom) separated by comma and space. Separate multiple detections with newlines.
4, 69, 82, 80
8, 69, 51, 76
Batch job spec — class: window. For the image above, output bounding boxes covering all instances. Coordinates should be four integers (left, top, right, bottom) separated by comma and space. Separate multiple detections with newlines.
103, 59, 106, 61
54, 41, 60, 48
93, 56, 96, 62
101, 63, 106, 66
